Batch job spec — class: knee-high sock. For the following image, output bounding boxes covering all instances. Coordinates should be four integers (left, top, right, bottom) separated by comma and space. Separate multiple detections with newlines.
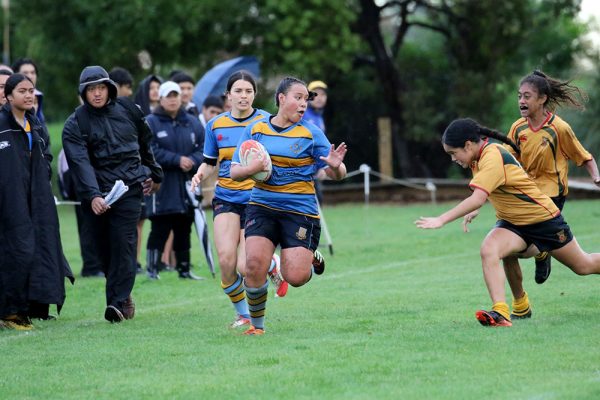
244, 279, 268, 330
221, 273, 249, 319
512, 291, 530, 316
492, 302, 511, 321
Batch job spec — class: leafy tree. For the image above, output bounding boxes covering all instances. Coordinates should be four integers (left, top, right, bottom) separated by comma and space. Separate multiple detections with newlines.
354, 0, 589, 177
8, 0, 359, 119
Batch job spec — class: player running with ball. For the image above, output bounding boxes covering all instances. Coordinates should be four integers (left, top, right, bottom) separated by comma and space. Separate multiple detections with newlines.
230, 76, 347, 335
190, 71, 287, 330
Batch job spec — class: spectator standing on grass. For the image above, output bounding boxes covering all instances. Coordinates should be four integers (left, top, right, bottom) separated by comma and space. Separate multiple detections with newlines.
416, 118, 600, 328
62, 66, 163, 323
144, 81, 204, 280
230, 76, 347, 335
12, 58, 46, 125
0, 74, 73, 330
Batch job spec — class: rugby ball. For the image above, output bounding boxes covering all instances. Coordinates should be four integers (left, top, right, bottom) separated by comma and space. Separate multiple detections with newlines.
239, 139, 272, 182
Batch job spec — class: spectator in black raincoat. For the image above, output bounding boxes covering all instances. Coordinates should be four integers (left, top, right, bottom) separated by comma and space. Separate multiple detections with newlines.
144, 81, 204, 280
0, 74, 73, 331
62, 66, 163, 323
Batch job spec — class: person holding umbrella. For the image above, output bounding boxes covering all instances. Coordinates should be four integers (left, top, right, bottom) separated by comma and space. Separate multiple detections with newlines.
145, 81, 205, 280
230, 76, 348, 335
191, 70, 287, 329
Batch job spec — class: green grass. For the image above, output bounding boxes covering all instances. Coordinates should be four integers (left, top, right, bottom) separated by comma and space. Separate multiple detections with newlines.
2, 200, 600, 399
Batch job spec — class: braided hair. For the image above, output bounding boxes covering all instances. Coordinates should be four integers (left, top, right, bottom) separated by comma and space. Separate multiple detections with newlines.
520, 70, 586, 112
442, 118, 520, 155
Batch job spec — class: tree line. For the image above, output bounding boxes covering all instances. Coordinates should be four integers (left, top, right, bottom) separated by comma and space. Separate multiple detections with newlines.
7, 0, 598, 178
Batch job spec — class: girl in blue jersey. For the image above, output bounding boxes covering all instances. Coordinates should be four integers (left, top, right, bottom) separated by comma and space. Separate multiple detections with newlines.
230, 76, 348, 335
190, 71, 286, 329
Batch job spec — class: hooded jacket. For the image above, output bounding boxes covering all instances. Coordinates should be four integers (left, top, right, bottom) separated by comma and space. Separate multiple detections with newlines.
62, 66, 163, 202
0, 103, 73, 317
134, 75, 163, 116
145, 106, 204, 217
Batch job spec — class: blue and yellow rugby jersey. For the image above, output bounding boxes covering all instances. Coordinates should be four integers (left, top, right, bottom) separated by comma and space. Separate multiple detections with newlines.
203, 109, 270, 204
232, 118, 331, 218
470, 142, 560, 226
505, 113, 592, 198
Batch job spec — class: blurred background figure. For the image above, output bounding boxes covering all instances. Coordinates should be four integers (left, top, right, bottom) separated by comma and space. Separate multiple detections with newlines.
304, 80, 329, 204
0, 68, 13, 106
171, 72, 199, 117
198, 95, 224, 207
134, 74, 163, 116
109, 67, 134, 98
304, 80, 328, 132
199, 95, 224, 127
133, 74, 163, 272
57, 148, 105, 278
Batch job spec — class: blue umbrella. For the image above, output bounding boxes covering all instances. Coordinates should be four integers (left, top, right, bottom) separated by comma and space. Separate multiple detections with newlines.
193, 56, 260, 108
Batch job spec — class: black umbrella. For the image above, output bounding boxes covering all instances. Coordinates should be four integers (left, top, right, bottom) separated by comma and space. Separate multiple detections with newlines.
186, 181, 216, 278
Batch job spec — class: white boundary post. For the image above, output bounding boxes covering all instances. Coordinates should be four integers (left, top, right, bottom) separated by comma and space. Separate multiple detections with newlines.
360, 164, 371, 206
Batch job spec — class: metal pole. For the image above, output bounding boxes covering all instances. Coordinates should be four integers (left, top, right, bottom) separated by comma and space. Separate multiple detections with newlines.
316, 198, 334, 255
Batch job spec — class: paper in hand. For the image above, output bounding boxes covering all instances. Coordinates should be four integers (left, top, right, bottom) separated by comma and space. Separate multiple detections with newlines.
104, 180, 129, 206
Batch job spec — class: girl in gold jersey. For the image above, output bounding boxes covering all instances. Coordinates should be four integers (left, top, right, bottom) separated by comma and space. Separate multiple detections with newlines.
416, 118, 600, 328
505, 71, 600, 288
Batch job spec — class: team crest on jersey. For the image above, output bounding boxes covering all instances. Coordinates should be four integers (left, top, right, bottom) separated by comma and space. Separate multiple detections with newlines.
0, 141, 10, 150
290, 143, 301, 154
295, 226, 307, 240
556, 230, 567, 243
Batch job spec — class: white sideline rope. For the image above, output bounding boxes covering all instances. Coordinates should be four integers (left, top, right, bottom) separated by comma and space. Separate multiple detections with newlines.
54, 164, 438, 206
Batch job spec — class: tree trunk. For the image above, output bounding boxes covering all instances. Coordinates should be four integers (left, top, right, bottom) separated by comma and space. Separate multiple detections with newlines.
357, 0, 412, 177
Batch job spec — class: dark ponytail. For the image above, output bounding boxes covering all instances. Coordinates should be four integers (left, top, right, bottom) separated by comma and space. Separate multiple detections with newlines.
274, 76, 307, 107
443, 118, 520, 155
520, 70, 586, 112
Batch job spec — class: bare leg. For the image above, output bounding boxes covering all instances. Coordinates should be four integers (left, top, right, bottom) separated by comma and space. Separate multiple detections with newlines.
280, 247, 314, 287
480, 228, 529, 304
503, 256, 525, 299
551, 237, 600, 275
213, 213, 243, 284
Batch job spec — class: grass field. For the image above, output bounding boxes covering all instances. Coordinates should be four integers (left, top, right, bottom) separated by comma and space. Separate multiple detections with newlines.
2, 199, 600, 399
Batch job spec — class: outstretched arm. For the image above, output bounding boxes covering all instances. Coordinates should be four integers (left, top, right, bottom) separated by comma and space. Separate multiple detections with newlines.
582, 157, 600, 187
415, 188, 488, 229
